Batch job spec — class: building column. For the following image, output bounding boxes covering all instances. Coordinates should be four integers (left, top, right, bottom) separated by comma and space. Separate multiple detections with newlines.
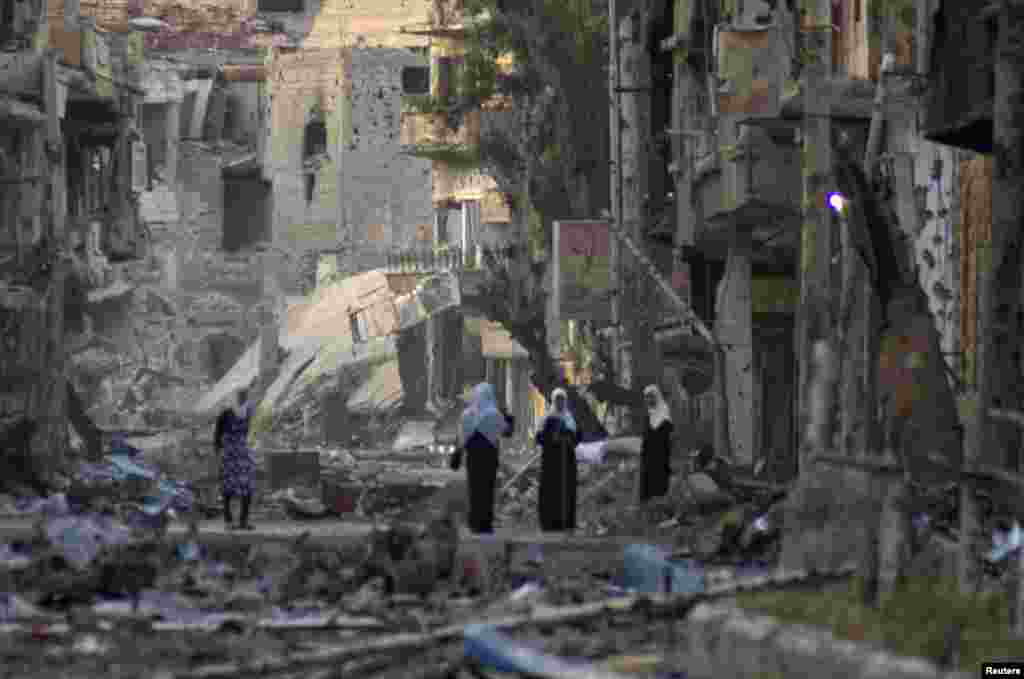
425, 312, 439, 409
460, 201, 470, 265
165, 101, 181, 186
444, 308, 464, 400
715, 229, 755, 467
257, 307, 279, 393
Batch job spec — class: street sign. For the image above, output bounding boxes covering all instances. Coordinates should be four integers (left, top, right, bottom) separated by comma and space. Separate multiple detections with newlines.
552, 220, 612, 325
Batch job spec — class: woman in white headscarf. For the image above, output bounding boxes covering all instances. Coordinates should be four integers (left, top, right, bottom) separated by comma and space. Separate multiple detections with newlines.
639, 384, 674, 501
456, 382, 514, 534
535, 387, 581, 532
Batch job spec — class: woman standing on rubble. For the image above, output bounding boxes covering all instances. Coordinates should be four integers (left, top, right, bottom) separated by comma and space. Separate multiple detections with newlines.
638, 384, 674, 502
454, 382, 514, 534
214, 389, 257, 531
536, 388, 581, 532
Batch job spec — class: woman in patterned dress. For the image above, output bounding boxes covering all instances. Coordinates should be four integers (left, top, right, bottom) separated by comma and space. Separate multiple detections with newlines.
214, 389, 256, 530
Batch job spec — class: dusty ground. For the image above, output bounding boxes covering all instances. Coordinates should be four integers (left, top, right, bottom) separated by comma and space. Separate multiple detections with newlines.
0, 437, 789, 678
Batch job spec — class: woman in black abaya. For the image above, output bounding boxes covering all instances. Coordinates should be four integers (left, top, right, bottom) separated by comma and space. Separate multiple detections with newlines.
456, 382, 514, 534
535, 388, 581, 532
638, 384, 674, 502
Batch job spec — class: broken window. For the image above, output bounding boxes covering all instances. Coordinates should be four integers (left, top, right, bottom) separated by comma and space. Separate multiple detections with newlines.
303, 119, 327, 159
401, 66, 430, 95
257, 0, 303, 11
303, 117, 327, 204
0, 0, 38, 48
435, 210, 449, 244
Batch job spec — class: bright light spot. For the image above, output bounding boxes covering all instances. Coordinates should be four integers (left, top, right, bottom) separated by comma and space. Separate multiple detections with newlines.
827, 192, 846, 214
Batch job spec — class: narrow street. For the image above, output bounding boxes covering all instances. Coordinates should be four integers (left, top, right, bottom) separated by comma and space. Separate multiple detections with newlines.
3, 0, 1024, 677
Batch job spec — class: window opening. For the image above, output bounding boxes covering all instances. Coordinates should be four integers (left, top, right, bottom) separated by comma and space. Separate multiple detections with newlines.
401, 66, 430, 95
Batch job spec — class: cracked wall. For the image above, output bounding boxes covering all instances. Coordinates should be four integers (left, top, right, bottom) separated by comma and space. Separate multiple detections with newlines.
267, 46, 433, 293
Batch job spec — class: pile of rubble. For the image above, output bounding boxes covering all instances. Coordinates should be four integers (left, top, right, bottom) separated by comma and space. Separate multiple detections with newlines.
0, 491, 672, 678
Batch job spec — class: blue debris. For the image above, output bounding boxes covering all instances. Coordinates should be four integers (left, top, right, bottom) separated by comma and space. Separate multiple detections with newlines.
44, 515, 132, 570
108, 455, 158, 481
988, 522, 1022, 563
463, 625, 599, 677
621, 544, 705, 595
109, 434, 142, 458
177, 542, 202, 562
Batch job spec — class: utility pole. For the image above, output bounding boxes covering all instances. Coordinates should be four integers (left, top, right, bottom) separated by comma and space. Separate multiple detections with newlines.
619, 8, 659, 431
796, 0, 833, 472
608, 0, 622, 432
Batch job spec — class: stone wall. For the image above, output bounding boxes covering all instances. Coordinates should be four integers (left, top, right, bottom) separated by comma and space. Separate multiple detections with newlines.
77, 139, 269, 427
266, 46, 433, 292
266, 46, 347, 292
681, 601, 971, 679
343, 48, 434, 259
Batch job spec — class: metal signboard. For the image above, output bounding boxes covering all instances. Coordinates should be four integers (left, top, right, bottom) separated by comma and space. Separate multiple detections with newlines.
552, 220, 612, 325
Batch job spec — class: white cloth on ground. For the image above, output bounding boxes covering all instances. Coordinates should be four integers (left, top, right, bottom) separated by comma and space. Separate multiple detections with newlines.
575, 440, 608, 464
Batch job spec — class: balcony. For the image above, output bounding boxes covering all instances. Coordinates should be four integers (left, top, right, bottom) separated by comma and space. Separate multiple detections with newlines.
692, 123, 801, 265
400, 105, 481, 148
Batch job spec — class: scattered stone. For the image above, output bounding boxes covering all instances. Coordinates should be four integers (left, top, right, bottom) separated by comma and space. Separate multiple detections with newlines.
686, 472, 735, 509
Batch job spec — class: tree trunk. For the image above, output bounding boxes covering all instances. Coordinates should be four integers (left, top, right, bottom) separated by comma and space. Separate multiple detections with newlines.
672, 46, 697, 434
965, 0, 1024, 594
797, 0, 834, 472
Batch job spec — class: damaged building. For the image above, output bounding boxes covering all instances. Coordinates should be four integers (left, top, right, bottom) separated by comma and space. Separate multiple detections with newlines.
1, 0, 145, 474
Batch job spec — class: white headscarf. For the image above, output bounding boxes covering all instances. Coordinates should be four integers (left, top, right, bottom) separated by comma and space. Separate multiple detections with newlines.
461, 382, 505, 447
644, 385, 671, 430
544, 387, 577, 432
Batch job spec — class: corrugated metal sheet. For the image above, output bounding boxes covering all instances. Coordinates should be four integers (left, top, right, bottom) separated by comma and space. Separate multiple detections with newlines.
480, 320, 528, 360
221, 64, 266, 82
285, 270, 397, 347
960, 155, 992, 386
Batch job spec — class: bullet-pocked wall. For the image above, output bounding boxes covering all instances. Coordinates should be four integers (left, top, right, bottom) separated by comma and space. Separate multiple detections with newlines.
266, 46, 348, 293
266, 46, 433, 293
342, 48, 434, 262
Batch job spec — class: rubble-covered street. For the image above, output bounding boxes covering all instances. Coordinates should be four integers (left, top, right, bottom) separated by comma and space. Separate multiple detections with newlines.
0, 436, 803, 679
1, 425, 1022, 678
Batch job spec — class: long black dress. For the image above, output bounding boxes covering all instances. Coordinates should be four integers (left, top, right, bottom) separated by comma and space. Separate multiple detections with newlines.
465, 430, 500, 534
464, 413, 514, 534
536, 417, 581, 532
639, 420, 674, 501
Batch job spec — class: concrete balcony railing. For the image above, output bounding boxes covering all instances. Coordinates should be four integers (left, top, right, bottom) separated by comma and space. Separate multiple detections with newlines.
399, 107, 481, 148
